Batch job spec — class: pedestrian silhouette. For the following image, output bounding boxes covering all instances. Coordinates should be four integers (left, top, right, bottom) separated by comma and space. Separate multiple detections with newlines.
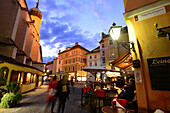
57, 75, 70, 113
44, 75, 58, 113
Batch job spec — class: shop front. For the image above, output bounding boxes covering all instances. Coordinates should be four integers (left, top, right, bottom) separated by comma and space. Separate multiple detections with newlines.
0, 57, 44, 93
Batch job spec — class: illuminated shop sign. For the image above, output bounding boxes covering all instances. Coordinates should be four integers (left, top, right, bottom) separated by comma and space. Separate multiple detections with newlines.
147, 56, 170, 91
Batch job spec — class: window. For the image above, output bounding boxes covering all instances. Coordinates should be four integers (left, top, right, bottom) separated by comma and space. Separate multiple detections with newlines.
109, 40, 113, 45
69, 67, 71, 71
103, 58, 105, 63
90, 62, 92, 66
81, 58, 82, 63
90, 56, 92, 59
102, 51, 105, 56
70, 52, 71, 56
81, 66, 82, 70
102, 44, 104, 48
0, 67, 9, 85
66, 60, 67, 64
81, 51, 83, 55
95, 55, 97, 58
65, 67, 67, 71
69, 59, 71, 63
74, 51, 75, 55
95, 62, 97, 66
73, 58, 75, 63
73, 66, 75, 71
59, 60, 61, 64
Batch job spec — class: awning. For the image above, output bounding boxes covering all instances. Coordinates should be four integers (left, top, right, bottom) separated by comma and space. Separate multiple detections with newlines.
110, 50, 132, 70
82, 66, 119, 74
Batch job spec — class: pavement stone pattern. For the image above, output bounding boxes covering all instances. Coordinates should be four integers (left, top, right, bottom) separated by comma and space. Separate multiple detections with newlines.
0, 82, 90, 113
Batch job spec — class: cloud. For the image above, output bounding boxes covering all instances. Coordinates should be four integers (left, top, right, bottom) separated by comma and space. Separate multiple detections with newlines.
26, 0, 127, 63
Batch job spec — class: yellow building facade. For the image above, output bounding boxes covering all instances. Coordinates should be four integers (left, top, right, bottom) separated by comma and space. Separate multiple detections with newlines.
123, 0, 170, 112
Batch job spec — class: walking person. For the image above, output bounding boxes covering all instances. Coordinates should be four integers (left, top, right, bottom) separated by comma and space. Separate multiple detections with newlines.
70, 77, 74, 93
45, 75, 58, 113
57, 75, 70, 113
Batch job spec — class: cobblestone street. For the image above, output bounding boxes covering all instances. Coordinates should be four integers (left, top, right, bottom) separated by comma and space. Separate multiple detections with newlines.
0, 82, 89, 113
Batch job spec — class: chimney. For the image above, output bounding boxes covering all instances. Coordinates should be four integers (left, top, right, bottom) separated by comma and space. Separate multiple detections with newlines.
66, 47, 71, 50
59, 50, 61, 53
75, 42, 78, 46
102, 32, 105, 38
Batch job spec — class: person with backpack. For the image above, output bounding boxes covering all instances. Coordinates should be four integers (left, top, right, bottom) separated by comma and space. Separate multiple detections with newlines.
57, 75, 70, 113
45, 75, 58, 113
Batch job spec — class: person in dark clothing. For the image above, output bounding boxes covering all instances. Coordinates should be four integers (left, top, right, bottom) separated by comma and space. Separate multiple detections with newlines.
57, 75, 70, 113
70, 77, 74, 93
118, 78, 135, 101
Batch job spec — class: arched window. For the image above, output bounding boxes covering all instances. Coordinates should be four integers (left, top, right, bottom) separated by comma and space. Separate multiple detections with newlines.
0, 67, 9, 85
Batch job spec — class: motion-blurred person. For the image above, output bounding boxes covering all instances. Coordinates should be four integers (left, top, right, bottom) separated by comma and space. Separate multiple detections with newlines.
45, 75, 58, 113
57, 75, 70, 113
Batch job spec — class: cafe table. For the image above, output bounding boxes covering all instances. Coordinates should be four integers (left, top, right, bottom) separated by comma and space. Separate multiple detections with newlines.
101, 106, 126, 113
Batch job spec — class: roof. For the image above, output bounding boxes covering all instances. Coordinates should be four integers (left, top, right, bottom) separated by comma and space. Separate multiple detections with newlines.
110, 50, 132, 70
86, 46, 100, 55
59, 44, 90, 54
0, 55, 43, 72
32, 61, 46, 65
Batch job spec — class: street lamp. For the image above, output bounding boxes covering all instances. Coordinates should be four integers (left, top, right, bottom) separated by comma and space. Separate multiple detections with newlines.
108, 22, 135, 54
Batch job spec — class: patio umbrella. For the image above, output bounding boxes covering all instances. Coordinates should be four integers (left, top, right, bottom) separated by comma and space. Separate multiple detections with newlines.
82, 66, 120, 81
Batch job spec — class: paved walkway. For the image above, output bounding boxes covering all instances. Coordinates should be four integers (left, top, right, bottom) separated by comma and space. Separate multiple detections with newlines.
0, 82, 89, 113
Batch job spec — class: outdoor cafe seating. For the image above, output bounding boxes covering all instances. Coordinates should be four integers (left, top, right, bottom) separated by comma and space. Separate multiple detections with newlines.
81, 82, 120, 113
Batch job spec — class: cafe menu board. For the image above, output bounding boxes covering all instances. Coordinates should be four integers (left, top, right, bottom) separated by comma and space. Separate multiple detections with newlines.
147, 57, 170, 91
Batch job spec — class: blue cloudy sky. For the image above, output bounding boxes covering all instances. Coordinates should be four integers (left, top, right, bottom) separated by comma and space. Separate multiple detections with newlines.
26, 0, 127, 63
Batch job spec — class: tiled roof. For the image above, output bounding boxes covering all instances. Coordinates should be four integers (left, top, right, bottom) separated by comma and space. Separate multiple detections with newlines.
59, 44, 90, 54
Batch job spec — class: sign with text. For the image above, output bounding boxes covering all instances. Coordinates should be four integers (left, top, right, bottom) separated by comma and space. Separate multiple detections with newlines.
134, 70, 142, 83
134, 7, 166, 22
147, 57, 170, 90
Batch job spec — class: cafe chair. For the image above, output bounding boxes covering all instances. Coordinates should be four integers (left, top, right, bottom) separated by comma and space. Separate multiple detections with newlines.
95, 90, 106, 112
81, 87, 92, 105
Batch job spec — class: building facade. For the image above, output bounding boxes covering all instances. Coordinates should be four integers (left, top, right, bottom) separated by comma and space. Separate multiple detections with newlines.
123, 0, 170, 112
100, 28, 129, 69
0, 0, 44, 93
56, 42, 90, 82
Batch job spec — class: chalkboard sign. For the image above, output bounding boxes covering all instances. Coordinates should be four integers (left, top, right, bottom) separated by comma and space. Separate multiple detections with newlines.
147, 57, 170, 91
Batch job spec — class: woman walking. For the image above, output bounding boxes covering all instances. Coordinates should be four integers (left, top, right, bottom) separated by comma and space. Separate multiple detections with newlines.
45, 75, 58, 113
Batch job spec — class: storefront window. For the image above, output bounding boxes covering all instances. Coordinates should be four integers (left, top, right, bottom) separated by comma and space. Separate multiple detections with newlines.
0, 67, 9, 85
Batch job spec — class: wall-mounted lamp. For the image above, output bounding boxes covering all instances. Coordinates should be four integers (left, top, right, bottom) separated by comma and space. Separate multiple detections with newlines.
155, 23, 170, 40
109, 22, 135, 53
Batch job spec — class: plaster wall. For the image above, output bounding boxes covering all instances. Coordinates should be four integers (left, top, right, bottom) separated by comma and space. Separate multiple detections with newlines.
31, 15, 42, 35
24, 24, 34, 57
125, 4, 170, 112
31, 39, 40, 62
0, 0, 21, 41
15, 55, 26, 64
0, 46, 17, 59
15, 10, 29, 51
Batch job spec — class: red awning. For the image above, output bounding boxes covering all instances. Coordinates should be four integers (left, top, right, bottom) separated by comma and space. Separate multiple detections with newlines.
110, 50, 132, 70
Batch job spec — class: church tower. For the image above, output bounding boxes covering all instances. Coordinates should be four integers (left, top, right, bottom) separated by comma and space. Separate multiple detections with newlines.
29, 0, 42, 42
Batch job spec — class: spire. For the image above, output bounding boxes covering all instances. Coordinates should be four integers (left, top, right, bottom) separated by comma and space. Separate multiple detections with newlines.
36, 0, 39, 8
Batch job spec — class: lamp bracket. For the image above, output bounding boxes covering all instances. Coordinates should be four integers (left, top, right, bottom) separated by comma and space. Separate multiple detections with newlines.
155, 23, 170, 40
118, 41, 135, 52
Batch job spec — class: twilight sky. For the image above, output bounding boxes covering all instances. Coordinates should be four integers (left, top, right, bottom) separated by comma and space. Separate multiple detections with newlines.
26, 0, 127, 63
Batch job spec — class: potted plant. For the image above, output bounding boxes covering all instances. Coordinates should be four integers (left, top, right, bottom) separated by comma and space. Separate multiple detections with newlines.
0, 81, 22, 108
